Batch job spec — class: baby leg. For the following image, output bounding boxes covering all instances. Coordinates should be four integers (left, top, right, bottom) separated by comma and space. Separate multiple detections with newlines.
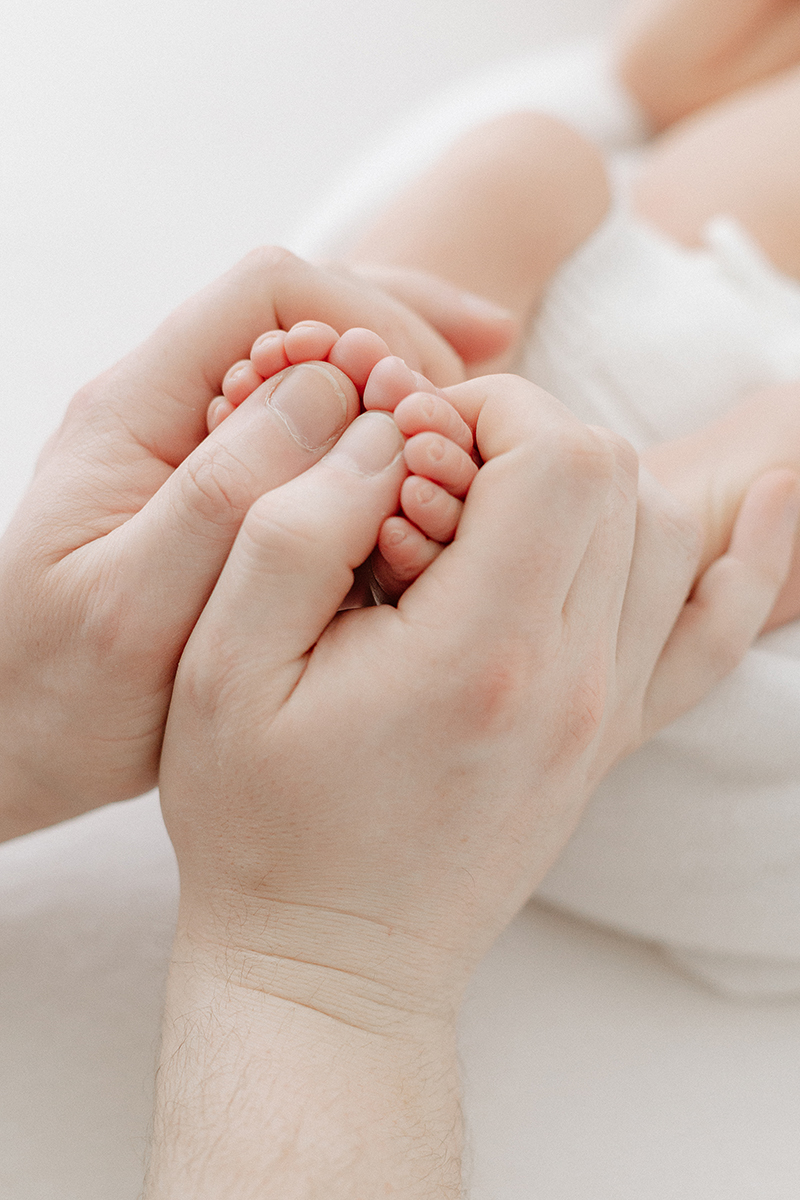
350, 112, 611, 370
633, 64, 800, 280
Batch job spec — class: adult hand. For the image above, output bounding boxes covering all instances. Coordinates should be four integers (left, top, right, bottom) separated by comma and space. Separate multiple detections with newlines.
0, 250, 513, 841
643, 381, 800, 630
616, 0, 800, 130
150, 375, 797, 1197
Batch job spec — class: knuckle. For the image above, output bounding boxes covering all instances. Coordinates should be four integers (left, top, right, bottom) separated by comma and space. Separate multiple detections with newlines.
174, 620, 238, 723
72, 572, 149, 675
559, 668, 607, 757
443, 634, 551, 739
555, 422, 618, 489
65, 380, 97, 419
64, 375, 113, 426
239, 492, 317, 572
442, 632, 608, 765
178, 445, 256, 534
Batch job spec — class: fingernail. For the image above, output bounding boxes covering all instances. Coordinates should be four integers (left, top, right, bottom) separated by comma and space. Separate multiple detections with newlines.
266, 363, 348, 451
327, 411, 404, 476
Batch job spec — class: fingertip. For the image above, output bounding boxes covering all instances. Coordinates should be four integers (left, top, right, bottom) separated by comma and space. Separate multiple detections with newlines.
250, 330, 290, 377
449, 297, 519, 366
324, 410, 406, 477
283, 321, 340, 364
394, 391, 474, 453
403, 431, 478, 498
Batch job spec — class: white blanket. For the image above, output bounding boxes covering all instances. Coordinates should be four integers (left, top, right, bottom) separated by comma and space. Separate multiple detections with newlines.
297, 41, 800, 997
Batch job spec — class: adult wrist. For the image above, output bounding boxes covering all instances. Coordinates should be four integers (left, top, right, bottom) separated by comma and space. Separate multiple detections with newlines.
146, 918, 464, 1198
174, 888, 467, 1037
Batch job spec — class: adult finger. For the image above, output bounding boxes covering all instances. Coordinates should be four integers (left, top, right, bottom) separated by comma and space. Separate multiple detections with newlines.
562, 429, 639, 647
185, 412, 407, 710
612, 465, 703, 712
109, 361, 362, 624
346, 263, 518, 366
400, 375, 618, 634
643, 468, 800, 739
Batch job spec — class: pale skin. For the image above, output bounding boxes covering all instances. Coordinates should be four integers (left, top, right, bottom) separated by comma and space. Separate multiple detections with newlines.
10, 4, 800, 1182
2, 246, 796, 1195
352, 0, 800, 628
615, 0, 800, 130
149, 367, 799, 1199
137, 11, 800, 1187
0, 252, 514, 843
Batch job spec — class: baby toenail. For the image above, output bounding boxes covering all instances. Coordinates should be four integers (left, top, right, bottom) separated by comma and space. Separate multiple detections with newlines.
267, 363, 348, 451
253, 331, 282, 349
385, 525, 407, 547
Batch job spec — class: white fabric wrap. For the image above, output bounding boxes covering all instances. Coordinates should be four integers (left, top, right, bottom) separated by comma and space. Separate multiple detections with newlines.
298, 40, 800, 996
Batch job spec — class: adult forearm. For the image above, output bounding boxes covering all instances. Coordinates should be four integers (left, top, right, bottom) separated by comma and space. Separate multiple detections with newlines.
144, 928, 464, 1199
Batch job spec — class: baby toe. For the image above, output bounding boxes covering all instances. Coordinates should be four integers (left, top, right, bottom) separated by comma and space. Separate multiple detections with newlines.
393, 391, 473, 453
283, 321, 340, 364
222, 359, 265, 405
400, 477, 463, 543
403, 432, 478, 497
250, 330, 290, 377
328, 327, 392, 391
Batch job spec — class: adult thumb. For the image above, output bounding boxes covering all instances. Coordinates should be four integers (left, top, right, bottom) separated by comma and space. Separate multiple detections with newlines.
182, 411, 407, 710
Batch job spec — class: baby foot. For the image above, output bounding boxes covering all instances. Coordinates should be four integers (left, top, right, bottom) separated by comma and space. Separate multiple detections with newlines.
364, 361, 477, 600
208, 321, 397, 433
209, 320, 478, 602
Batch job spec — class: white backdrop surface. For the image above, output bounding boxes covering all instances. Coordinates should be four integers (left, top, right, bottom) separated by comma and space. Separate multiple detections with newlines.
2, 1, 800, 1197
